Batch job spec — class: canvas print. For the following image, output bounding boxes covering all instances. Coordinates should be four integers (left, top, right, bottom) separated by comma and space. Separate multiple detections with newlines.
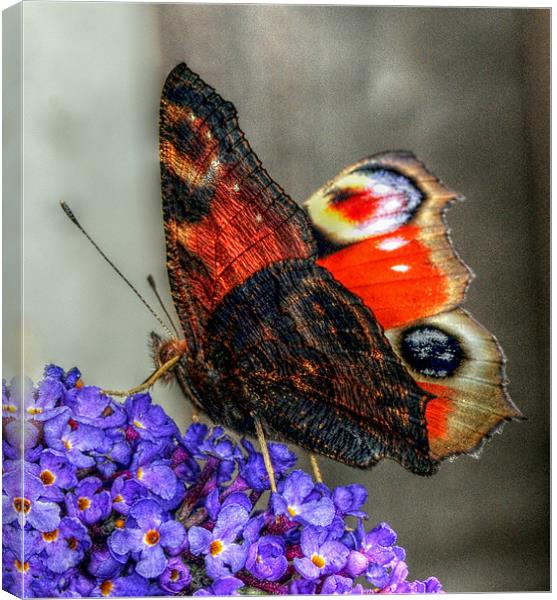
2, 3, 549, 597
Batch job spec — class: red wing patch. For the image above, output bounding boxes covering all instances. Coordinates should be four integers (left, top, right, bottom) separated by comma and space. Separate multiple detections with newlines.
317, 225, 459, 330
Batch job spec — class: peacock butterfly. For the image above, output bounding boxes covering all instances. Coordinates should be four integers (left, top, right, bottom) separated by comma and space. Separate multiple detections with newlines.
152, 63, 523, 476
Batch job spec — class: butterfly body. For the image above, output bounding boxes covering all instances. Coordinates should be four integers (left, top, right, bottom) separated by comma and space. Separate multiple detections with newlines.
156, 63, 522, 475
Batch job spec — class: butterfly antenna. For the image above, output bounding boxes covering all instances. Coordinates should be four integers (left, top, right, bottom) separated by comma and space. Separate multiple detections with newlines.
146, 274, 180, 338
60, 201, 174, 339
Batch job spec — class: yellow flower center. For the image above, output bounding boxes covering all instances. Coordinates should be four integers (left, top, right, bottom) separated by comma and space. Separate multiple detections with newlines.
114, 518, 126, 529
210, 539, 224, 557
311, 553, 326, 569
78, 497, 91, 511
100, 580, 114, 597
63, 439, 72, 451
287, 506, 298, 517
76, 379, 84, 389
137, 467, 143, 480
170, 569, 180, 582
13, 497, 31, 514
3, 404, 17, 413
40, 469, 56, 486
113, 494, 124, 504
133, 420, 144, 429
42, 530, 59, 543
15, 560, 29, 573
67, 536, 78, 551
144, 529, 160, 546
27, 407, 43, 415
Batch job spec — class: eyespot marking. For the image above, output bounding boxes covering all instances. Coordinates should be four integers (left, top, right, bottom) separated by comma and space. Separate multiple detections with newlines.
309, 167, 425, 245
400, 325, 464, 378
329, 168, 423, 232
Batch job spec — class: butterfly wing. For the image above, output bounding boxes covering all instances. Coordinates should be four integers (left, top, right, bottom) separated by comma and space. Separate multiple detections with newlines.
159, 64, 438, 474
160, 63, 315, 356
304, 152, 523, 461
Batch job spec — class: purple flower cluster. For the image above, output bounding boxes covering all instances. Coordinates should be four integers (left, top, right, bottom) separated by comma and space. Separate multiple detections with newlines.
2, 366, 443, 597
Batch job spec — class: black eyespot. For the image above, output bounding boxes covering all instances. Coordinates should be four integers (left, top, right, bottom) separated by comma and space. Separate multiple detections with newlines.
400, 325, 464, 378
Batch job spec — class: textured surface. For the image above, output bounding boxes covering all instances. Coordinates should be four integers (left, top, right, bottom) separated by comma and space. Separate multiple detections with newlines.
159, 64, 315, 355
204, 260, 432, 473
11, 4, 548, 592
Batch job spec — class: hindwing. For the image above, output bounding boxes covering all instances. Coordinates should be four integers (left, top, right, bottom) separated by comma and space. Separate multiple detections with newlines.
304, 152, 523, 460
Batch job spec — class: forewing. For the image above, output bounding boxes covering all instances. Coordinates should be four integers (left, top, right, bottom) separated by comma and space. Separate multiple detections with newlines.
160, 63, 315, 353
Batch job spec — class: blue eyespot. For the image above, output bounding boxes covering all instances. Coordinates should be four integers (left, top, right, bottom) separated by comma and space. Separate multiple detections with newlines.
400, 325, 464, 378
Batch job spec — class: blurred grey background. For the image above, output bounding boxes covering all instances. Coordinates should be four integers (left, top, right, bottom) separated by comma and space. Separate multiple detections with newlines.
4, 3, 549, 593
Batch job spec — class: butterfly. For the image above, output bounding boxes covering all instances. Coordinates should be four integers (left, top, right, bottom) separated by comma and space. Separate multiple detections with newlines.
151, 62, 523, 476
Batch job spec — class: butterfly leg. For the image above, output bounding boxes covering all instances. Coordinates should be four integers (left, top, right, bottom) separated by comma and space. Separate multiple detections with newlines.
309, 453, 323, 483
102, 354, 182, 397
252, 414, 277, 493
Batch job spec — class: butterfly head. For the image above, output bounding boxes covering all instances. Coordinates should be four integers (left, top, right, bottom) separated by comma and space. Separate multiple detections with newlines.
149, 332, 188, 384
